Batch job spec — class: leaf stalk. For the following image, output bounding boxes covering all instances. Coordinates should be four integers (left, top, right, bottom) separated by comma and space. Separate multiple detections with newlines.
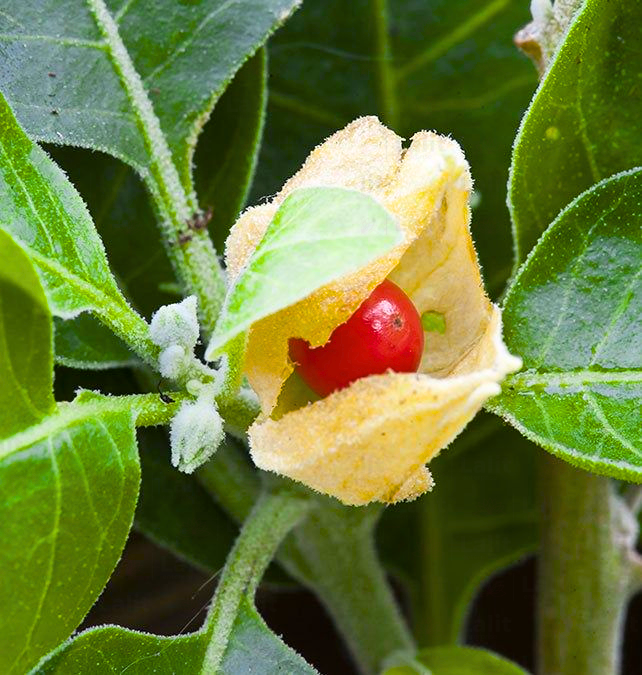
200, 489, 311, 673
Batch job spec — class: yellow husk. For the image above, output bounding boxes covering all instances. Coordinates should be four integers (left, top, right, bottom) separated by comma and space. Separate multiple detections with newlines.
225, 116, 521, 505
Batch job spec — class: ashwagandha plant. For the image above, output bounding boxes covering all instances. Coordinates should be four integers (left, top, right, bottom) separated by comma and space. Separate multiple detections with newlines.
0, 0, 640, 673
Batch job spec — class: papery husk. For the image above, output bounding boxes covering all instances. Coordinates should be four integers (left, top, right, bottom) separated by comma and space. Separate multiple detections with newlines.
250, 311, 520, 505
226, 116, 522, 505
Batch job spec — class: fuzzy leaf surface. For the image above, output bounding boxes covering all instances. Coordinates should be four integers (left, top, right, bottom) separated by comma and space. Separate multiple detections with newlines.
492, 169, 642, 479
0, 0, 298, 192
47, 49, 268, 365
35, 597, 317, 674
0, 230, 55, 438
0, 397, 140, 674
207, 187, 402, 356
0, 94, 148, 354
254, 0, 536, 294
510, 0, 642, 262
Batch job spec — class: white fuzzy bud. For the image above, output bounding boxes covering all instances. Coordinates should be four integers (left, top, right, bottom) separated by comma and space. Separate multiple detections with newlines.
170, 398, 224, 473
150, 296, 199, 351
158, 344, 191, 380
530, 0, 553, 24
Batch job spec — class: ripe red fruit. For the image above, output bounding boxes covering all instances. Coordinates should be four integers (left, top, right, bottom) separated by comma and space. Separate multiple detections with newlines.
289, 279, 424, 397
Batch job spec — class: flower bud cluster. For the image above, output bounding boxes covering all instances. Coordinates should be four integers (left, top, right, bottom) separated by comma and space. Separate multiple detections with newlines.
150, 296, 200, 381
151, 296, 224, 473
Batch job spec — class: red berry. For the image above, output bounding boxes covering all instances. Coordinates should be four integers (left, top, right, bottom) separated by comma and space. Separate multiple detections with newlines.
289, 279, 424, 397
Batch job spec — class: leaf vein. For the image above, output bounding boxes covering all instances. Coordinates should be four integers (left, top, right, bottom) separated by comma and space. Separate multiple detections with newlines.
534, 194, 627, 367
396, 0, 510, 80
19, 436, 61, 668
585, 392, 642, 457
0, 32, 105, 49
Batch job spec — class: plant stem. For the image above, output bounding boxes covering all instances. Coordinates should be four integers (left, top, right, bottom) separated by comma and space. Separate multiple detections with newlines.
280, 500, 415, 675
88, 0, 227, 330
199, 443, 414, 674
126, 391, 186, 426
197, 437, 261, 522
200, 489, 311, 674
537, 453, 638, 675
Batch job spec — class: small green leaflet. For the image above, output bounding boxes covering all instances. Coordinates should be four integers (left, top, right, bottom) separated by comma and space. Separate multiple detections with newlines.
0, 398, 140, 674
491, 168, 642, 480
34, 597, 317, 674
421, 310, 446, 334
509, 0, 642, 263
0, 230, 55, 438
206, 187, 402, 358
0, 93, 152, 358
384, 646, 528, 675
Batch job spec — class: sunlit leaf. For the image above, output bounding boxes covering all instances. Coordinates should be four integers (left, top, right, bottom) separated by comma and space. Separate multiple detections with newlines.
0, 230, 54, 438
206, 187, 402, 356
0, 396, 140, 674
0, 93, 150, 355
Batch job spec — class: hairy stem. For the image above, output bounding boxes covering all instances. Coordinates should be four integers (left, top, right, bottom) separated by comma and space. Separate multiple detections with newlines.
281, 500, 415, 675
200, 489, 310, 673
199, 443, 414, 674
538, 454, 639, 675
87, 0, 226, 329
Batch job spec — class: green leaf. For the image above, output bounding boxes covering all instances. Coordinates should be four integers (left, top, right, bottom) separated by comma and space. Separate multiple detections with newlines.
134, 428, 238, 574
0, 230, 55, 438
509, 0, 642, 263
35, 597, 317, 674
45, 48, 269, 366
0, 397, 140, 674
45, 144, 176, 321
195, 49, 268, 253
206, 187, 402, 356
384, 646, 527, 675
491, 169, 642, 479
0, 93, 152, 359
379, 414, 538, 645
219, 597, 318, 673
0, 0, 299, 195
54, 315, 137, 370
36, 491, 317, 675
36, 629, 205, 675
254, 0, 536, 294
